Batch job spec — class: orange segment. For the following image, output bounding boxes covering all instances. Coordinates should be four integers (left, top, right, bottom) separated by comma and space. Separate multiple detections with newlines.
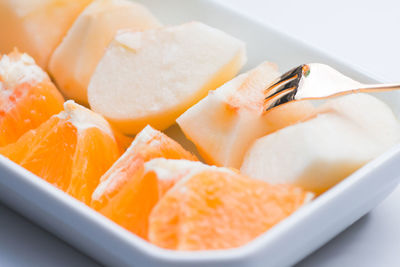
1, 115, 77, 190
0, 50, 64, 146
67, 127, 121, 204
112, 126, 134, 154
149, 170, 313, 250
91, 125, 197, 239
143, 158, 233, 198
0, 101, 120, 204
93, 155, 159, 239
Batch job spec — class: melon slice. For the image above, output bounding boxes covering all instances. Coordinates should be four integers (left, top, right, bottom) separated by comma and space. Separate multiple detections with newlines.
49, 0, 161, 105
177, 62, 315, 168
88, 22, 246, 134
241, 93, 400, 194
0, 0, 92, 68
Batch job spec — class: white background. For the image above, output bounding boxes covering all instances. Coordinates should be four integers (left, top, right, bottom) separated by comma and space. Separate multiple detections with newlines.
1, 0, 400, 266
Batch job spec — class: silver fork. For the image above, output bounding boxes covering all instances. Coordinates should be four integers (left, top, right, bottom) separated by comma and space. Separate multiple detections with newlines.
263, 63, 400, 111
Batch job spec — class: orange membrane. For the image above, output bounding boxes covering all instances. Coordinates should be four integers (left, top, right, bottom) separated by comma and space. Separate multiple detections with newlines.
149, 170, 313, 250
0, 50, 64, 146
91, 125, 197, 239
0, 101, 121, 205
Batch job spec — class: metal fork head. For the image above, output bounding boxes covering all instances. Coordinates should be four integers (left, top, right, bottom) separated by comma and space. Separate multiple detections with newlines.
264, 63, 400, 112
264, 64, 310, 111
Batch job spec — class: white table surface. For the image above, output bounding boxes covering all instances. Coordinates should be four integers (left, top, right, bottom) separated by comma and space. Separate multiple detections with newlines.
1, 0, 400, 266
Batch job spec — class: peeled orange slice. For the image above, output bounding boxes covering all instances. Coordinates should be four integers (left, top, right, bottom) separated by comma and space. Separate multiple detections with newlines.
91, 125, 197, 239
149, 170, 313, 250
144, 158, 234, 198
0, 100, 120, 205
0, 51, 64, 146
112, 126, 134, 154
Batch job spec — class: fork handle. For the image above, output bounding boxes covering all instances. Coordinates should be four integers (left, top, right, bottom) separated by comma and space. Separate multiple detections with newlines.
359, 83, 400, 91
265, 83, 400, 111
308, 83, 400, 100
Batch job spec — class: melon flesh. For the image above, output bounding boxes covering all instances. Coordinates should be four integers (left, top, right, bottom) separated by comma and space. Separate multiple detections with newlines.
88, 22, 246, 135
177, 62, 315, 168
0, 0, 92, 68
49, 0, 161, 105
241, 93, 400, 194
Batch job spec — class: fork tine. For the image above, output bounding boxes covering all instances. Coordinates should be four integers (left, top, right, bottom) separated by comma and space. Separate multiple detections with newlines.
264, 86, 297, 111
263, 64, 311, 112
264, 62, 400, 112
264, 64, 304, 100
264, 74, 298, 99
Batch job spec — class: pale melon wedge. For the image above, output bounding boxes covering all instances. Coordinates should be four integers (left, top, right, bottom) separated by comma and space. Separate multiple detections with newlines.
240, 93, 400, 194
0, 0, 92, 68
88, 22, 246, 135
177, 62, 315, 168
49, 0, 161, 105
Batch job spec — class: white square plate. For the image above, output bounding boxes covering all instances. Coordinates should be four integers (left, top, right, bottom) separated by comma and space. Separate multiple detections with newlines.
0, 0, 399, 266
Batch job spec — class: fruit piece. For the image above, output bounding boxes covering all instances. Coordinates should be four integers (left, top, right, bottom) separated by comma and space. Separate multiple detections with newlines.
0, 100, 120, 204
0, 51, 64, 146
177, 62, 315, 168
49, 0, 161, 105
112, 126, 134, 154
241, 93, 400, 194
88, 22, 246, 134
0, 0, 92, 68
91, 125, 197, 239
144, 158, 234, 197
148, 169, 313, 250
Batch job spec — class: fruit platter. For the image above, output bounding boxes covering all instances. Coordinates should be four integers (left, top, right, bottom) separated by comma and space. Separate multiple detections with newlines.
0, 0, 399, 266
